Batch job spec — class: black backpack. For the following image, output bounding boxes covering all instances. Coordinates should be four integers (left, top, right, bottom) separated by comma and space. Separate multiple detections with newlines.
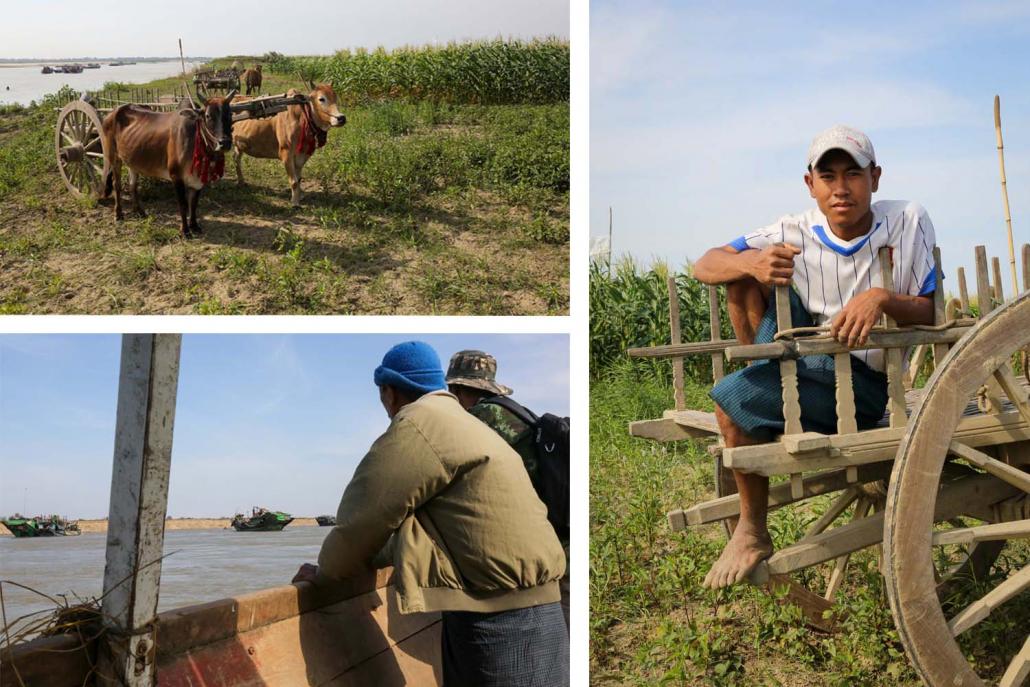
481, 396, 570, 541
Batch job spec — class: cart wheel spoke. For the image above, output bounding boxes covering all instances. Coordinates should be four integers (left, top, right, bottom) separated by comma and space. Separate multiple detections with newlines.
994, 364, 1030, 425
949, 441, 1030, 494
932, 519, 1030, 547
824, 496, 872, 600
804, 487, 860, 538
999, 635, 1030, 687
947, 564, 1030, 636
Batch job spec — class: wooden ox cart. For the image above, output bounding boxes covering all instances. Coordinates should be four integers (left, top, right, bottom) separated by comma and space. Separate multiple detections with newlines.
192, 68, 242, 95
52, 88, 308, 199
628, 243, 1030, 687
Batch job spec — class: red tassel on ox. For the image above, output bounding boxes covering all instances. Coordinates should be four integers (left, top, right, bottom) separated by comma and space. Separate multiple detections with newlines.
296, 105, 328, 156
192, 125, 225, 184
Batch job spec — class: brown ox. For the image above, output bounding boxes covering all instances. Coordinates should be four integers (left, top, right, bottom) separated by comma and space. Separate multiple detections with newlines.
232, 82, 345, 206
242, 65, 262, 95
102, 91, 236, 237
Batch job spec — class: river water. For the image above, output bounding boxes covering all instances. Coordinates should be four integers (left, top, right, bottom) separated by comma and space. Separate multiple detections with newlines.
0, 61, 203, 107
0, 526, 330, 629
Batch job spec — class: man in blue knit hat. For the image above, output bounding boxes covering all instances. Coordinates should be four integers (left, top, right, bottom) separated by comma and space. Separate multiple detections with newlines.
294, 341, 569, 687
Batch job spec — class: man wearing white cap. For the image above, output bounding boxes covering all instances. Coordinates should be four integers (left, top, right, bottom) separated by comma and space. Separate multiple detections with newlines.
693, 125, 938, 588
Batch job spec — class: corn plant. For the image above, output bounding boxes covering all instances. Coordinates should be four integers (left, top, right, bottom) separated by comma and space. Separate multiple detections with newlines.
270, 39, 569, 105
590, 257, 733, 381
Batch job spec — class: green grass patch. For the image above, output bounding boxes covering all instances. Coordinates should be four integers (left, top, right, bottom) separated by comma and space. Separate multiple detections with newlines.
0, 51, 568, 314
590, 359, 1029, 685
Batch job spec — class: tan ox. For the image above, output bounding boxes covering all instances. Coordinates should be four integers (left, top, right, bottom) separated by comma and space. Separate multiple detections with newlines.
242, 65, 262, 95
232, 82, 345, 206
102, 91, 236, 237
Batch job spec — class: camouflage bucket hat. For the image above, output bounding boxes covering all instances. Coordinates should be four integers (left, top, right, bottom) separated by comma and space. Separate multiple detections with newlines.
445, 350, 513, 396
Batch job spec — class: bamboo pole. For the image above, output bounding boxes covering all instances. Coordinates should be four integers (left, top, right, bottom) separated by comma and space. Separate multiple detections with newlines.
995, 95, 1019, 298
179, 38, 196, 109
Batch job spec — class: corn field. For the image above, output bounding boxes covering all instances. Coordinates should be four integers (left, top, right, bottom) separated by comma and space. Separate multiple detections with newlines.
590, 258, 733, 380
263, 39, 569, 105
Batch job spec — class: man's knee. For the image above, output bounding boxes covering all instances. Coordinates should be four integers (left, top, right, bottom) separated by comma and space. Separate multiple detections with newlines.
715, 404, 763, 449
725, 277, 768, 308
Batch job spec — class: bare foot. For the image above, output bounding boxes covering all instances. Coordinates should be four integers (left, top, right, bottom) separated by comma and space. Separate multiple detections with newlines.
703, 527, 773, 589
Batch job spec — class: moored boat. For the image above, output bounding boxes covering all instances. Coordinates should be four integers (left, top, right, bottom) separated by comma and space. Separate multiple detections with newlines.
316, 514, 336, 526
1, 514, 80, 537
231, 506, 293, 531
41, 66, 53, 74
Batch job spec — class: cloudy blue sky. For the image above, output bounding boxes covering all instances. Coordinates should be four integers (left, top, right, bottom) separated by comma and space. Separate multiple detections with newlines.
592, 1, 1030, 292
0, 334, 569, 519
0, 0, 569, 59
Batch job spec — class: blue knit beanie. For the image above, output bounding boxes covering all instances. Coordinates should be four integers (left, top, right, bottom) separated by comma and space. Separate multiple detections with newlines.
374, 341, 446, 395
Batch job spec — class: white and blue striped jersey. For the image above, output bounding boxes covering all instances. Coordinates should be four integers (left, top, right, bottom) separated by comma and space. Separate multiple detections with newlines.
728, 200, 937, 373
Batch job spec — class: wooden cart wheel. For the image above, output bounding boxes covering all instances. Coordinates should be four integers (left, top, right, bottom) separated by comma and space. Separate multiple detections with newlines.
885, 290, 1030, 687
55, 100, 108, 198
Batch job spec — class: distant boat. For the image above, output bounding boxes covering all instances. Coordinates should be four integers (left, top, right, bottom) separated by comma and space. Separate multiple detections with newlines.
109, 61, 136, 67
231, 507, 293, 532
41, 66, 53, 74
316, 515, 336, 526
85, 63, 101, 69
1, 514, 81, 538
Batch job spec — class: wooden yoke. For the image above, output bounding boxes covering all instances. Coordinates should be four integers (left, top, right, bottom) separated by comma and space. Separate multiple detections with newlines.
879, 247, 907, 428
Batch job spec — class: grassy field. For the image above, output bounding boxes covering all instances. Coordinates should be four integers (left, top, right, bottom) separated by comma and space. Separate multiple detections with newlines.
0, 44, 568, 314
590, 264, 1029, 686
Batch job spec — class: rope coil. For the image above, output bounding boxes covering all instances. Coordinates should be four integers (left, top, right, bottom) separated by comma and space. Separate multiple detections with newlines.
773, 317, 978, 342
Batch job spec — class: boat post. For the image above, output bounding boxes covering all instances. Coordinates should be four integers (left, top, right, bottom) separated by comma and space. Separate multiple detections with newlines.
99, 334, 182, 685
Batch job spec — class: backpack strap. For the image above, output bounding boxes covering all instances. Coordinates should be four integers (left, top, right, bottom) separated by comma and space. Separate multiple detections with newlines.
480, 395, 539, 427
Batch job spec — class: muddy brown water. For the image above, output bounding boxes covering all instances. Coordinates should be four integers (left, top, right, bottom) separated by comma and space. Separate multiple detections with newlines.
0, 526, 331, 628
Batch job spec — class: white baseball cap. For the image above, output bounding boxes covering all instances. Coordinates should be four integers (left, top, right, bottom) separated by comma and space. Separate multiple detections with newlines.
807, 125, 876, 169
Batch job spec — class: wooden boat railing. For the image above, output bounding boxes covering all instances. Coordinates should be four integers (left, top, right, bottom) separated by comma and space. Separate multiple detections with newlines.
1, 567, 442, 686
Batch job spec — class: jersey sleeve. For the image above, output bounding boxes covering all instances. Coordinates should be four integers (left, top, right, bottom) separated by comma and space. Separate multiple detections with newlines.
906, 206, 937, 297
727, 219, 788, 252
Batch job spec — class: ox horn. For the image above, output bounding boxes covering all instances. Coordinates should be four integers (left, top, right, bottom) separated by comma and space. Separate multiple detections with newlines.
195, 88, 208, 106
225, 89, 237, 104
308, 78, 316, 91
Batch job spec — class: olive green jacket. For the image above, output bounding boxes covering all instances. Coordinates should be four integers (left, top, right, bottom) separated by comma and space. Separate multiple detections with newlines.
317, 391, 565, 614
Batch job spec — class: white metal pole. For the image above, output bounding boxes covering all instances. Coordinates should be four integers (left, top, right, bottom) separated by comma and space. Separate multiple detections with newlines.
100, 334, 181, 686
